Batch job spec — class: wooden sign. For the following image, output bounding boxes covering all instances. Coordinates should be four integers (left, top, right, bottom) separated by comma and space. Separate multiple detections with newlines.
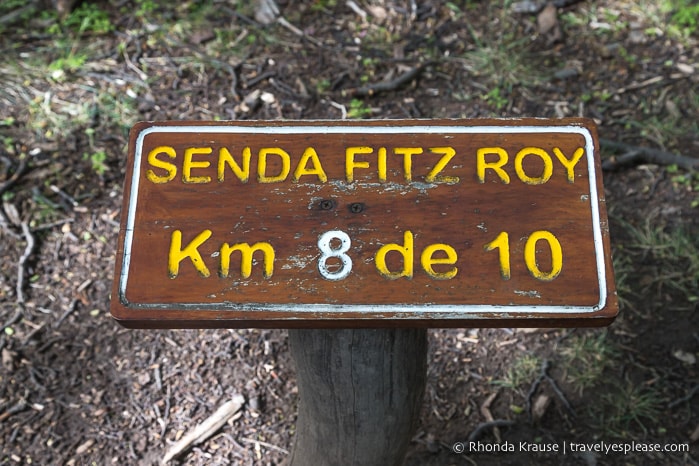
110, 119, 617, 328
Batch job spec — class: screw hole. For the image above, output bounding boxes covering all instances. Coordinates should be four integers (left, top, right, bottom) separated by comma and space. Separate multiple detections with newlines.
320, 200, 335, 210
350, 203, 364, 213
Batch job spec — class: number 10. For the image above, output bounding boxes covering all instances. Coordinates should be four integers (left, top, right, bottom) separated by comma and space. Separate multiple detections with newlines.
485, 231, 563, 281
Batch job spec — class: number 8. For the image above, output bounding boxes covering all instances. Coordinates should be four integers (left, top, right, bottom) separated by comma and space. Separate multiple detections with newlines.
317, 230, 352, 281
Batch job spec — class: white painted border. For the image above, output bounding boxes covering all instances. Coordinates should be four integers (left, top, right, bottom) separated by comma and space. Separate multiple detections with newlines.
118, 123, 607, 317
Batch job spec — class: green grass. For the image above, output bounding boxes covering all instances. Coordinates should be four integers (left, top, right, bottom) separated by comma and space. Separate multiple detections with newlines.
492, 354, 541, 390
347, 99, 373, 119
611, 250, 637, 311
666, 0, 699, 34
668, 165, 699, 208
596, 383, 663, 437
60, 3, 114, 35
457, 1, 544, 112
559, 331, 619, 395
620, 218, 699, 310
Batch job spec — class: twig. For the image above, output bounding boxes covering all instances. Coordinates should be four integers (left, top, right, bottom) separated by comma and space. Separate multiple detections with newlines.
276, 16, 323, 47
160, 385, 171, 439
54, 299, 78, 329
239, 437, 290, 454
0, 209, 21, 239
668, 384, 699, 409
32, 217, 74, 232
49, 185, 79, 208
2, 308, 23, 332
545, 372, 575, 417
526, 360, 575, 421
615, 76, 665, 94
327, 100, 348, 119
346, 0, 368, 21
244, 71, 277, 89
0, 153, 29, 197
122, 49, 148, 82
17, 222, 35, 305
220, 6, 257, 26
343, 61, 436, 97
0, 399, 28, 422
161, 395, 245, 464
601, 138, 699, 171
21, 322, 45, 346
467, 420, 516, 442
480, 390, 501, 442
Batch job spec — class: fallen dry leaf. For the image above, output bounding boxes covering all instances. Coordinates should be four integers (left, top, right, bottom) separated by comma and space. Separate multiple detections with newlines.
672, 350, 696, 365
532, 394, 551, 422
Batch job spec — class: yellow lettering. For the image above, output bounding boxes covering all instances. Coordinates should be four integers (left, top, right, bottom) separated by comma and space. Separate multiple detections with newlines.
477, 147, 510, 184
168, 229, 211, 278
293, 147, 327, 182
524, 230, 562, 281
375, 230, 414, 279
258, 147, 291, 183
146, 146, 177, 184
421, 243, 458, 279
553, 147, 584, 183
394, 147, 423, 182
345, 146, 372, 182
218, 147, 250, 183
514, 147, 553, 185
377, 147, 387, 182
183, 147, 212, 183
484, 231, 510, 280
220, 242, 275, 279
426, 146, 459, 184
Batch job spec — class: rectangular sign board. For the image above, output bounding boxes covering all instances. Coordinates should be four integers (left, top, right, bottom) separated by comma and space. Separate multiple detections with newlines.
110, 119, 617, 328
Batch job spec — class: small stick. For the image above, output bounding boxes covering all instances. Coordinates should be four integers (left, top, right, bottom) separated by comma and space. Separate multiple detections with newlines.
527, 360, 575, 420
345, 0, 367, 21
0, 210, 21, 240
480, 391, 501, 442
343, 61, 436, 97
16, 222, 35, 305
545, 372, 575, 417
49, 185, 79, 208
161, 395, 245, 464
54, 299, 78, 328
239, 437, 290, 454
2, 309, 23, 334
0, 399, 28, 422
21, 322, 45, 346
0, 153, 29, 197
326, 100, 348, 119
276, 17, 323, 47
31, 217, 74, 232
668, 384, 699, 409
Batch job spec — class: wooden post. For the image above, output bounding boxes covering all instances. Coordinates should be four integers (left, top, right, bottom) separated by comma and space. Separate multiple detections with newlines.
288, 329, 427, 466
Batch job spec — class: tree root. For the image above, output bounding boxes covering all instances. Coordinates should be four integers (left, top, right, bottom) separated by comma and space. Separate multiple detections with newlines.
342, 61, 436, 98
526, 360, 575, 422
601, 139, 699, 172
467, 419, 516, 442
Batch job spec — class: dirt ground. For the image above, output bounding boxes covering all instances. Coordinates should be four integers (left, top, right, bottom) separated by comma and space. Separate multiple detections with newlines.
1, 1, 698, 465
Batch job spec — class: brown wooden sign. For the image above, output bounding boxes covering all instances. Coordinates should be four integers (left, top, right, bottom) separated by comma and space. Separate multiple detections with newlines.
110, 119, 617, 328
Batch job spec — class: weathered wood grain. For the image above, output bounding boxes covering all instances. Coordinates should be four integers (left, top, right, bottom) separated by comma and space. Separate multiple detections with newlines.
287, 328, 427, 466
